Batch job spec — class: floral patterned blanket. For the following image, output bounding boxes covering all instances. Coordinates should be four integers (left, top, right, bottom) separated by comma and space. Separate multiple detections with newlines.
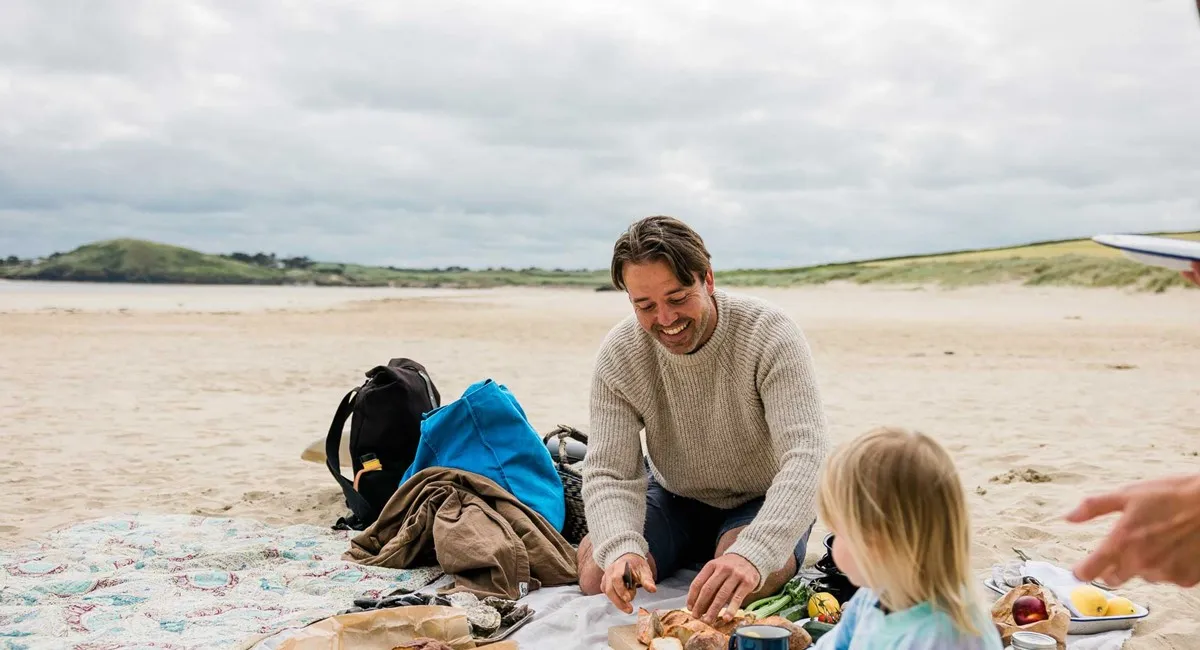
0, 514, 444, 650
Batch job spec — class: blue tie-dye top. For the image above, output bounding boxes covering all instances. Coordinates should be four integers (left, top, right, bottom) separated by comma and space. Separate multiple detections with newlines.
814, 587, 1004, 650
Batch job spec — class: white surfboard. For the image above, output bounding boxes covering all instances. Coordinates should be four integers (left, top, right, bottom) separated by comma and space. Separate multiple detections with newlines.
1092, 234, 1200, 271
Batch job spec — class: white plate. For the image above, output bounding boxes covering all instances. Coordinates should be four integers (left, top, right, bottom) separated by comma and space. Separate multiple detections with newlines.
983, 579, 1149, 635
1092, 233, 1200, 271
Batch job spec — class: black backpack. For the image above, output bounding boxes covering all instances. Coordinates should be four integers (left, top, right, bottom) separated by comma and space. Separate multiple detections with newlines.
325, 358, 440, 530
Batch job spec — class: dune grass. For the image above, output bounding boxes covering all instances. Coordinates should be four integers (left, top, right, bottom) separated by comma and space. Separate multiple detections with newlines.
2, 233, 1197, 292
714, 231, 1200, 292
862, 231, 1200, 266
303, 262, 608, 288
717, 254, 1190, 292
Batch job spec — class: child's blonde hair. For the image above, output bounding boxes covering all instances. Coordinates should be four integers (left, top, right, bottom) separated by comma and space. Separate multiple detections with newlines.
817, 426, 980, 636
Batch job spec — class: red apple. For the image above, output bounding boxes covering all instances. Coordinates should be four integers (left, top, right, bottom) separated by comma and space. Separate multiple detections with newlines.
1012, 595, 1049, 625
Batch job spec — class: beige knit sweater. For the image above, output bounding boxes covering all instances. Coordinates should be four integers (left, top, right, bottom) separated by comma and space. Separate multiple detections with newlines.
582, 289, 829, 587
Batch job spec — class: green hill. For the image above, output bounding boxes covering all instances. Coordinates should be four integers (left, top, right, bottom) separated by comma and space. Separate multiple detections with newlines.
2, 232, 1197, 291
0, 239, 284, 284
862, 231, 1200, 265
718, 231, 1200, 292
0, 239, 606, 287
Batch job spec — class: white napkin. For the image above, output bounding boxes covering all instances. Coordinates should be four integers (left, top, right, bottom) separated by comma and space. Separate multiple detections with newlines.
1066, 630, 1133, 650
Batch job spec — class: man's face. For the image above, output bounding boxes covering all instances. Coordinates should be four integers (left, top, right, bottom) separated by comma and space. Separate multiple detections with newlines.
622, 259, 716, 355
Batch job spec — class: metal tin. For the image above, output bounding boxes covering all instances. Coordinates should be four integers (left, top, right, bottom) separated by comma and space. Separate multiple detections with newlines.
1009, 630, 1058, 650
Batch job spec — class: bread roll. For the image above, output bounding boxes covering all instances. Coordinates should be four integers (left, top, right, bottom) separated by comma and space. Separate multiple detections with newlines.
683, 631, 727, 650
710, 613, 756, 636
636, 608, 659, 645
660, 610, 694, 628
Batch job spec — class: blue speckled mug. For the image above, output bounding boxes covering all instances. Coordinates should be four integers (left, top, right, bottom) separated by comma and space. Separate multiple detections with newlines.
727, 624, 791, 650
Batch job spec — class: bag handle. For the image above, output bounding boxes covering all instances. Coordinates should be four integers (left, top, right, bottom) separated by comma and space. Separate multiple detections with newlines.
542, 424, 588, 445
542, 424, 588, 468
325, 387, 377, 522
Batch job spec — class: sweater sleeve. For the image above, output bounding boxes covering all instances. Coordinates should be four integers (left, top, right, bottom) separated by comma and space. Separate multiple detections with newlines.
724, 314, 830, 587
581, 339, 650, 570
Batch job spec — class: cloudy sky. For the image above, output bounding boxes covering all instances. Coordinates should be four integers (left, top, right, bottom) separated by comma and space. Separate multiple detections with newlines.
1, 1, 1198, 269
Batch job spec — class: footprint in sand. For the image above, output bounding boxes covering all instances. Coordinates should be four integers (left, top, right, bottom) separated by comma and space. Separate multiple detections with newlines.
989, 468, 1053, 484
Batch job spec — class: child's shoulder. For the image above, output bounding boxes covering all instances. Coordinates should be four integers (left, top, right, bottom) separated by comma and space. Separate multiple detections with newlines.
893, 599, 1004, 650
838, 588, 1004, 650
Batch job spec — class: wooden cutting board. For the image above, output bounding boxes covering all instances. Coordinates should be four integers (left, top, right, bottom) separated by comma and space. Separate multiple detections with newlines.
607, 624, 646, 650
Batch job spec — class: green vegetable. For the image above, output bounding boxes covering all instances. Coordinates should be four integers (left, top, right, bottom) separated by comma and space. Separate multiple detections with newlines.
803, 620, 835, 641
746, 593, 791, 618
783, 577, 812, 605
745, 593, 781, 613
745, 576, 815, 619
778, 603, 807, 622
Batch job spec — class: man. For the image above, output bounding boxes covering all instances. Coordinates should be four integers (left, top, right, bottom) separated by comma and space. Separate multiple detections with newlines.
576, 215, 830, 624
1066, 260, 1200, 589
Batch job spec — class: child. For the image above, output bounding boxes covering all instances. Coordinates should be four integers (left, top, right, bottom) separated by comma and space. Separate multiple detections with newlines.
813, 427, 1003, 649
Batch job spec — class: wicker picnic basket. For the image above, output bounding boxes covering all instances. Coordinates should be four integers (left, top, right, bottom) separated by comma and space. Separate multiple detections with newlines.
542, 424, 589, 545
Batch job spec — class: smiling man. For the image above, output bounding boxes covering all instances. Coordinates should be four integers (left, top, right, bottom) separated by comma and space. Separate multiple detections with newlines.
576, 215, 830, 624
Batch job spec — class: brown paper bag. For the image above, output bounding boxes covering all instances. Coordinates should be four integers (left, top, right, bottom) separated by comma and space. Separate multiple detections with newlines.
989, 583, 1069, 650
260, 605, 520, 650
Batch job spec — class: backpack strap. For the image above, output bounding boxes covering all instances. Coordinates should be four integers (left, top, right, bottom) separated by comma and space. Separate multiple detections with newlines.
325, 387, 376, 527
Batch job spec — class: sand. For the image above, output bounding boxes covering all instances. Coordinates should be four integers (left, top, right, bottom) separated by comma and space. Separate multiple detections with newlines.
1, 279, 1197, 648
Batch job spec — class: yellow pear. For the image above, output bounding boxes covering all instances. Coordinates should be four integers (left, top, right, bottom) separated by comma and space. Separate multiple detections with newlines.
1104, 596, 1136, 616
1070, 585, 1109, 617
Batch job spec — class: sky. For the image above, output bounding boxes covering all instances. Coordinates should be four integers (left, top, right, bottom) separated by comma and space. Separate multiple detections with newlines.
1, 1, 1198, 270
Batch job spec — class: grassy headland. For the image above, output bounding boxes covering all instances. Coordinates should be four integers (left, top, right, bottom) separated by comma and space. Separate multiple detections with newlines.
2, 233, 1198, 291
0, 239, 608, 288
718, 232, 1200, 292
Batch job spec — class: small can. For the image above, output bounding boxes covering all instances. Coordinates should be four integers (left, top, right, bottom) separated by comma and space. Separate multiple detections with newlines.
1007, 630, 1058, 650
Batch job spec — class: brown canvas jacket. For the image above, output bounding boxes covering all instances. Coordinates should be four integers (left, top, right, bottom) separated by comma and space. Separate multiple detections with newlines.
344, 466, 578, 599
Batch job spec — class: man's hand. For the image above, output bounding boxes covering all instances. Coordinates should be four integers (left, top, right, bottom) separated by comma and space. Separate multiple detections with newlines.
1066, 474, 1200, 588
686, 553, 760, 625
601, 553, 657, 614
1182, 261, 1200, 288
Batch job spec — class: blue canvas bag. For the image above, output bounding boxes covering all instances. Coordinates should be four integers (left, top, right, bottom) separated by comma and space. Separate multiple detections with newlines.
401, 378, 566, 531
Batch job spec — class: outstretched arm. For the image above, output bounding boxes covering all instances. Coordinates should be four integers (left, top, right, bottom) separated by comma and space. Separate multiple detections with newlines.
1066, 473, 1200, 588
688, 316, 830, 624
724, 316, 830, 585
582, 362, 653, 607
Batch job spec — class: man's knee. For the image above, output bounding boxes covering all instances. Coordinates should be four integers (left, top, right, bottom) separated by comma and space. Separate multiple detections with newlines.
577, 536, 604, 595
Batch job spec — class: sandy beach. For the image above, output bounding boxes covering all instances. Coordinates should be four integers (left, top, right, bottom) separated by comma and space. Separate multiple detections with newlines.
1, 279, 1197, 648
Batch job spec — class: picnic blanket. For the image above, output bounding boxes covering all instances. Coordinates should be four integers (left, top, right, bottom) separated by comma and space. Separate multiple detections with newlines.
501, 572, 1133, 650
0, 514, 444, 649
506, 571, 695, 648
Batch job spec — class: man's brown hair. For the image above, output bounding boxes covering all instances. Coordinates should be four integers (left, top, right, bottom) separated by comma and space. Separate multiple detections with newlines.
610, 215, 712, 291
